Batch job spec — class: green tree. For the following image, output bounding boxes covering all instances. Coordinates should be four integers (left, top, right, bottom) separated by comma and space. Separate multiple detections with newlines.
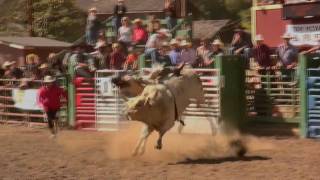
32, 0, 86, 42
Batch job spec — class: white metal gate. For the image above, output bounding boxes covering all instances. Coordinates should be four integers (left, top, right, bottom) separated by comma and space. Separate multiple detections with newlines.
95, 70, 126, 131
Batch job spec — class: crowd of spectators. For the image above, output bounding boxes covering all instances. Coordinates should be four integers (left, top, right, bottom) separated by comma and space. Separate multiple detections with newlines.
1, 0, 320, 87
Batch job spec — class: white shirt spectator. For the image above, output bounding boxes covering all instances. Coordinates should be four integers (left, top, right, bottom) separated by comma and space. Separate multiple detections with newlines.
145, 34, 163, 49
180, 48, 197, 65
118, 26, 132, 43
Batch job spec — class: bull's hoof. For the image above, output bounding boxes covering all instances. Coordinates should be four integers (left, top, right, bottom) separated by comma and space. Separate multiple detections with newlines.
179, 120, 185, 126
155, 144, 162, 150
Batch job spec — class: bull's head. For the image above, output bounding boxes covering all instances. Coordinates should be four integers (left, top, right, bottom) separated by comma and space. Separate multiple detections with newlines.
125, 86, 158, 121
112, 73, 145, 98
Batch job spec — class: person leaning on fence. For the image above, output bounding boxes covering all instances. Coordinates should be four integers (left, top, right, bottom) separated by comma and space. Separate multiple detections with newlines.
180, 40, 197, 66
25, 54, 40, 79
230, 27, 252, 59
251, 35, 272, 70
38, 76, 67, 138
196, 38, 213, 67
203, 39, 225, 67
89, 41, 111, 71
37, 63, 53, 80
3, 61, 23, 80
276, 33, 298, 69
110, 43, 126, 70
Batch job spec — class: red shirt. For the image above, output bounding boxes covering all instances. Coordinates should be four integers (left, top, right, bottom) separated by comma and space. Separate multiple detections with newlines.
132, 27, 148, 44
110, 51, 126, 70
38, 84, 67, 111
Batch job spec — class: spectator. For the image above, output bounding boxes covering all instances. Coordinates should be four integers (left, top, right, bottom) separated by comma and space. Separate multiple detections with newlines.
113, 0, 127, 32
169, 39, 181, 66
74, 53, 94, 78
180, 40, 197, 66
148, 18, 162, 35
24, 54, 40, 78
156, 42, 172, 67
197, 38, 213, 67
90, 41, 111, 71
164, 1, 177, 30
132, 18, 148, 45
38, 75, 67, 137
123, 47, 139, 70
251, 35, 272, 69
145, 29, 171, 66
276, 33, 298, 69
38, 63, 54, 79
230, 27, 252, 58
118, 17, 132, 52
85, 7, 101, 46
110, 43, 126, 70
204, 39, 225, 67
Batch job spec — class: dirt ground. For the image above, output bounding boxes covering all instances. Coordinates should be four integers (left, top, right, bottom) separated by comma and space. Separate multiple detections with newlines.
0, 122, 320, 180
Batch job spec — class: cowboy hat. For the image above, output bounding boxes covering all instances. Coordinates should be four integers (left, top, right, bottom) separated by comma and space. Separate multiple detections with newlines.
282, 33, 293, 39
89, 7, 97, 12
19, 78, 31, 89
133, 18, 142, 24
157, 28, 171, 38
255, 34, 264, 41
2, 61, 16, 69
43, 76, 56, 83
212, 39, 224, 46
170, 39, 180, 45
180, 40, 191, 47
95, 41, 107, 49
112, 43, 120, 49
161, 41, 170, 47
39, 63, 49, 69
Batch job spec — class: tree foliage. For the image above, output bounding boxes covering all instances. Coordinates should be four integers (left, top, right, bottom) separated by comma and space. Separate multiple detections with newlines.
190, 0, 251, 31
32, 0, 86, 42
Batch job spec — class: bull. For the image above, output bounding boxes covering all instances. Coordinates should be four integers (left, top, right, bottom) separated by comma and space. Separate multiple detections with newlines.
124, 66, 205, 156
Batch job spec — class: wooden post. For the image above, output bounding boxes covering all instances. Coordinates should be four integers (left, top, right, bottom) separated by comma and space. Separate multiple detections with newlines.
27, 0, 34, 37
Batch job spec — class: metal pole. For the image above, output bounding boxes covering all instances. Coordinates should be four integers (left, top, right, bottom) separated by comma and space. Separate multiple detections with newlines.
27, 0, 34, 36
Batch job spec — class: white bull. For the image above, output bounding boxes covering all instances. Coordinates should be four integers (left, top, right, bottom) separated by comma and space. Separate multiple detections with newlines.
125, 66, 204, 156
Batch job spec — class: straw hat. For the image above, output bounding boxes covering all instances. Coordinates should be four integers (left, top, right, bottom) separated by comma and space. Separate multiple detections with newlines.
282, 33, 293, 39
161, 41, 170, 47
39, 63, 49, 69
180, 40, 191, 47
89, 7, 97, 12
43, 76, 56, 83
19, 78, 31, 89
157, 28, 171, 38
95, 41, 107, 49
26, 54, 39, 64
112, 43, 120, 49
170, 39, 180, 46
255, 34, 264, 41
2, 61, 16, 69
212, 39, 224, 46
133, 18, 142, 24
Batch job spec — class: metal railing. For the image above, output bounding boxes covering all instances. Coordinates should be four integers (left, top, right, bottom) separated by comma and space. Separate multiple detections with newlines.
246, 68, 299, 123
0, 77, 68, 126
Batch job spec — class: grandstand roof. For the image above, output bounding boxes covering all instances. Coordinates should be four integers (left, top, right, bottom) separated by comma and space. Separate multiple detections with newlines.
192, 20, 230, 39
76, 0, 165, 14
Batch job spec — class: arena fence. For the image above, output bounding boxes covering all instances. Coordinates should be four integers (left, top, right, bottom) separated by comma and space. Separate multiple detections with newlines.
246, 68, 300, 123
0, 77, 68, 127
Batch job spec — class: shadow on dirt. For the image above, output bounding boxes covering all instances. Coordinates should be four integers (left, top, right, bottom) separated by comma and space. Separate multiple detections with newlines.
170, 156, 271, 165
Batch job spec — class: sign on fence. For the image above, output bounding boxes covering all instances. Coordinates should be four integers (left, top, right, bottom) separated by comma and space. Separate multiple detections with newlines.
287, 23, 320, 46
12, 89, 42, 111
97, 77, 114, 96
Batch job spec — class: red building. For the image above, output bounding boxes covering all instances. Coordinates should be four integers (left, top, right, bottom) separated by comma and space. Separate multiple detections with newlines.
252, 0, 320, 48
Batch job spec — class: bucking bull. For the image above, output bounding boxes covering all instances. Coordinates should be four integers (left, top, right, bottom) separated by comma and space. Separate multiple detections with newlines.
112, 64, 205, 156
